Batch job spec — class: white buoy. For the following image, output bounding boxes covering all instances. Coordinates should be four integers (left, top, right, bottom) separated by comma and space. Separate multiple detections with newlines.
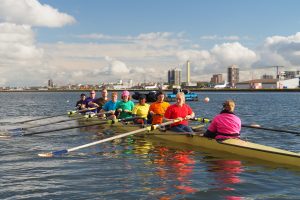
204, 97, 210, 103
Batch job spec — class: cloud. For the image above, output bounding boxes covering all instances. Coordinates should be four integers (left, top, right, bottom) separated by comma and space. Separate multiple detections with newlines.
0, 0, 76, 86
254, 32, 300, 67
0, 23, 43, 67
0, 0, 75, 27
211, 42, 258, 68
200, 35, 241, 41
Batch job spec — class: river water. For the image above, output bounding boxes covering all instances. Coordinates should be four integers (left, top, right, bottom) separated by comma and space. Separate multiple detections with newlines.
0, 91, 299, 200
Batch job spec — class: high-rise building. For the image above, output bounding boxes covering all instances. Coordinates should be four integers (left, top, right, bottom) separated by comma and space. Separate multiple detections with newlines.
186, 60, 191, 84
210, 74, 223, 84
168, 68, 181, 86
48, 79, 54, 88
227, 65, 239, 88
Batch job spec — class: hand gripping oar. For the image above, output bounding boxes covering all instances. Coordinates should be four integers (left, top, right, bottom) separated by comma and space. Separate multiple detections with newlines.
193, 117, 300, 136
38, 119, 181, 157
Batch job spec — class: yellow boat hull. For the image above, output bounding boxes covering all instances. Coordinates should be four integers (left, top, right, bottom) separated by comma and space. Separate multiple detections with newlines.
102, 122, 300, 167
144, 133, 300, 167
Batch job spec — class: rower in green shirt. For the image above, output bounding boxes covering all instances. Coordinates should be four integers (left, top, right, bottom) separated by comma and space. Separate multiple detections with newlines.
115, 90, 135, 119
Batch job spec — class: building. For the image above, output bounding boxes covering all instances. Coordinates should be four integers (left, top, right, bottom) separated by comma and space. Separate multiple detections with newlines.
186, 60, 191, 85
236, 77, 300, 89
282, 71, 300, 79
48, 79, 54, 88
278, 77, 300, 88
261, 74, 274, 80
210, 74, 223, 84
236, 79, 277, 89
227, 65, 239, 88
168, 68, 181, 86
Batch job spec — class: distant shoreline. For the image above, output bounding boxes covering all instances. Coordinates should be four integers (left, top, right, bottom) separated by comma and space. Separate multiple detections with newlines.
1, 88, 300, 92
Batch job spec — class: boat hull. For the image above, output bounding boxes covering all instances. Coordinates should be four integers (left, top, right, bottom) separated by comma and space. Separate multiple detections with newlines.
144, 133, 300, 167
68, 115, 300, 167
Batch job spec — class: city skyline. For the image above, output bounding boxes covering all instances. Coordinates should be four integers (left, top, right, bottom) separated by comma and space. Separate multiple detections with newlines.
1, 0, 300, 86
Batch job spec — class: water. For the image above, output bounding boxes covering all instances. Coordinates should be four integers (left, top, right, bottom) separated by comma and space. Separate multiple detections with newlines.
0, 91, 300, 199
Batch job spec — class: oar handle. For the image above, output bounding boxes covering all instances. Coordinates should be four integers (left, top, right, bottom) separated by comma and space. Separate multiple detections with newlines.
192, 117, 211, 123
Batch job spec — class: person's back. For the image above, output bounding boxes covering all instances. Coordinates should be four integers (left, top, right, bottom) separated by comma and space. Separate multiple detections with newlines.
204, 100, 241, 139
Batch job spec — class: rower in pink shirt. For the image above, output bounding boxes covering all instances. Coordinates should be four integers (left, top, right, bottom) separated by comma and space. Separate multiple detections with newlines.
204, 100, 241, 140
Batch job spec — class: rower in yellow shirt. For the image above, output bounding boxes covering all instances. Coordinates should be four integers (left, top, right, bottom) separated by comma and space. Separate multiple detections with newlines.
132, 95, 150, 124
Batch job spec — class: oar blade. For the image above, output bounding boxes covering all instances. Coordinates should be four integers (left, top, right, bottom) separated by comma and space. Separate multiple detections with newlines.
38, 149, 68, 157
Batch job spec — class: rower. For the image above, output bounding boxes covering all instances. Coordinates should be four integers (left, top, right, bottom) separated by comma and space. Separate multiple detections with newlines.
76, 93, 86, 110
204, 100, 241, 139
84, 90, 99, 113
115, 90, 135, 119
148, 91, 170, 125
94, 87, 109, 112
100, 92, 119, 120
164, 92, 195, 132
132, 94, 150, 124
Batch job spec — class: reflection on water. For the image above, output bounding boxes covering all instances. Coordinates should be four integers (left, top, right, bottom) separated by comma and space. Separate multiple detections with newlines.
1, 92, 300, 199
207, 159, 244, 200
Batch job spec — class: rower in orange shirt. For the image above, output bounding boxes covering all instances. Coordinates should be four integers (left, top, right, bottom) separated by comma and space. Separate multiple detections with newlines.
148, 91, 170, 125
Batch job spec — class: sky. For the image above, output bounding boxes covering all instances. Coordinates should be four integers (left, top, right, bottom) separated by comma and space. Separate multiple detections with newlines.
1, 0, 300, 86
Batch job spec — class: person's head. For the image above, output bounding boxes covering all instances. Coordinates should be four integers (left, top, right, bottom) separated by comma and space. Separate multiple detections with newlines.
156, 91, 165, 102
90, 90, 96, 98
101, 88, 108, 99
80, 93, 86, 100
139, 94, 146, 105
121, 90, 130, 101
223, 100, 235, 112
176, 92, 185, 106
111, 92, 118, 102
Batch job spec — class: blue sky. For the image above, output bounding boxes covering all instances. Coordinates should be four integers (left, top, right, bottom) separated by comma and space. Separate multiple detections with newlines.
1, 0, 300, 86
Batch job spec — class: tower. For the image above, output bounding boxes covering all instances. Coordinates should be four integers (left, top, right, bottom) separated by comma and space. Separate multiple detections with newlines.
186, 60, 191, 85
168, 68, 182, 86
227, 65, 239, 88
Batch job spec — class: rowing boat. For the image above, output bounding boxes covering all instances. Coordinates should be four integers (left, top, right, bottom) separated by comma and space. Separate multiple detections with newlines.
101, 122, 300, 167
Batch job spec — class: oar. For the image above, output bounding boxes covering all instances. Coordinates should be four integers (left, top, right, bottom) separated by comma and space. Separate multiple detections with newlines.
5, 116, 143, 137
11, 108, 97, 125
193, 117, 300, 136
38, 119, 181, 157
5, 121, 108, 137
7, 115, 88, 133
241, 124, 300, 135
67, 107, 97, 116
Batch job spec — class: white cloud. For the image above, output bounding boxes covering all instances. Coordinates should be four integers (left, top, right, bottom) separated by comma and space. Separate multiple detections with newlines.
255, 32, 300, 67
0, 0, 75, 27
200, 35, 240, 41
211, 42, 258, 68
0, 23, 43, 67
